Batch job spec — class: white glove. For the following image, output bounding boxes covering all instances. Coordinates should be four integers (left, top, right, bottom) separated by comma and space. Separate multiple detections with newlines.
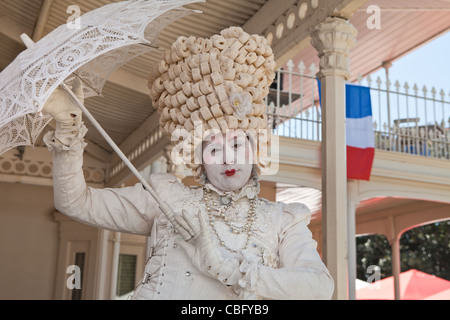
176, 210, 242, 287
42, 78, 84, 146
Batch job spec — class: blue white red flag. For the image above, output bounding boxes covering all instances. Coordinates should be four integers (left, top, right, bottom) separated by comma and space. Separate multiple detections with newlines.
317, 81, 375, 180
345, 84, 374, 180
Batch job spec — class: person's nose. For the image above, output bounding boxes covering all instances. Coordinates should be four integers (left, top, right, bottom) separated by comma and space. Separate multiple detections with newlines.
223, 145, 235, 164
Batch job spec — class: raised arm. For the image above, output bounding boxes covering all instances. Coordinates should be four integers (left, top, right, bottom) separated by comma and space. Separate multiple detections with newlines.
42, 80, 167, 235
46, 126, 161, 235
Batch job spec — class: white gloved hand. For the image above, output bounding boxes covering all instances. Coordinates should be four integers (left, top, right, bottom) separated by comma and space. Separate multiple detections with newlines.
42, 78, 84, 146
176, 210, 242, 287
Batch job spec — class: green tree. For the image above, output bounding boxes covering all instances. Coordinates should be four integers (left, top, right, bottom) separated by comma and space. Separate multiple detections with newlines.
400, 220, 450, 280
356, 234, 392, 281
356, 220, 450, 281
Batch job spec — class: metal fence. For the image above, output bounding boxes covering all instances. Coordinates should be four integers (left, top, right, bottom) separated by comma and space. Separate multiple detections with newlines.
265, 60, 322, 141
266, 59, 450, 160
362, 75, 450, 159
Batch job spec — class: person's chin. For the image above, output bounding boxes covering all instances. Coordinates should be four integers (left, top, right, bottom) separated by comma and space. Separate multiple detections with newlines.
215, 181, 235, 192
224, 179, 248, 192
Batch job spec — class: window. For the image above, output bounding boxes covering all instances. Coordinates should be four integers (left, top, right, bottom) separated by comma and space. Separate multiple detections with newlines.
116, 254, 137, 297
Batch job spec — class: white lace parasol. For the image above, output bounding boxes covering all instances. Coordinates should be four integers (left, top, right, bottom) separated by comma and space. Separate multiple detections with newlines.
0, 0, 202, 155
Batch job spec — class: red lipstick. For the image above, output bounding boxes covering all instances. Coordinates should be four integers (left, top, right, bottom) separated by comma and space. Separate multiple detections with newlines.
225, 169, 236, 177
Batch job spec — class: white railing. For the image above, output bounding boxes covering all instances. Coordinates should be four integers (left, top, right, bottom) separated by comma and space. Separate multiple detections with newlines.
266, 59, 450, 160
265, 60, 322, 141
361, 75, 450, 159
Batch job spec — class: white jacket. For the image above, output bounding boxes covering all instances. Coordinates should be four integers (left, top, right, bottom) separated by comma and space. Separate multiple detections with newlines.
44, 126, 334, 300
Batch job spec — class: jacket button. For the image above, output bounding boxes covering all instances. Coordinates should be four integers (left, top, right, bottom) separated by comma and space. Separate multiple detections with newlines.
185, 271, 191, 277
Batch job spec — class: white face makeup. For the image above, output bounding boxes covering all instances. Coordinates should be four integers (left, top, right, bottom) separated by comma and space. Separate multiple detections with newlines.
202, 130, 254, 192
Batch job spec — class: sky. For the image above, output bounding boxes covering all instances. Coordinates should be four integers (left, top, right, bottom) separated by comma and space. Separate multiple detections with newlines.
368, 30, 450, 96
357, 30, 450, 131
278, 30, 450, 139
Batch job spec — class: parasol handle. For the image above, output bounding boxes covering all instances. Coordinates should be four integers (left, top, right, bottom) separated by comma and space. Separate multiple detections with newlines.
58, 85, 157, 198
60, 83, 192, 241
60, 83, 193, 242
20, 33, 193, 241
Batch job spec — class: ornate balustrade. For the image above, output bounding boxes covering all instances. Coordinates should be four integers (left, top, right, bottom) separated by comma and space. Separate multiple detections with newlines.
266, 59, 450, 160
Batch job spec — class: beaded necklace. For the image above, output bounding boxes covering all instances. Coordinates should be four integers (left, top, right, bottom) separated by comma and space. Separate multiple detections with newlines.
203, 188, 257, 254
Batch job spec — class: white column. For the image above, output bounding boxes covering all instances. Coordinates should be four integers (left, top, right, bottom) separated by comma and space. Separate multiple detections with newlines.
391, 236, 401, 300
93, 229, 110, 300
388, 215, 401, 300
310, 17, 357, 300
109, 231, 121, 300
347, 180, 358, 300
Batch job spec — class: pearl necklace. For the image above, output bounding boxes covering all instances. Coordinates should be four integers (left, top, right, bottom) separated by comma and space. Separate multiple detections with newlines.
203, 188, 257, 254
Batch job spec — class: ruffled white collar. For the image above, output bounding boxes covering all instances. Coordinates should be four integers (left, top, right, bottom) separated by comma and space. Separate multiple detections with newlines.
203, 176, 260, 201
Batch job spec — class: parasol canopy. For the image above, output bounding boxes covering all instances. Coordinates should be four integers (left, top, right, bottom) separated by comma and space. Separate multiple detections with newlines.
0, 0, 202, 155
0, 0, 204, 240
356, 269, 450, 300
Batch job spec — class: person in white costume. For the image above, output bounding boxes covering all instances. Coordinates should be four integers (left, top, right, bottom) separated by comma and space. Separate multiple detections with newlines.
42, 27, 334, 300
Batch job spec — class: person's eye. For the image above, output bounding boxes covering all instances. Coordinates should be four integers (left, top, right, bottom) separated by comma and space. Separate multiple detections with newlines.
209, 147, 222, 156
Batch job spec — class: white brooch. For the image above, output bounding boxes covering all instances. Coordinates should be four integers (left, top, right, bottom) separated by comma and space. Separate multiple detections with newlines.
230, 92, 252, 120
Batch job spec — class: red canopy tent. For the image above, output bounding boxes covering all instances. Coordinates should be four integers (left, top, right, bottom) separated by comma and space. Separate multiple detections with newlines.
356, 269, 450, 300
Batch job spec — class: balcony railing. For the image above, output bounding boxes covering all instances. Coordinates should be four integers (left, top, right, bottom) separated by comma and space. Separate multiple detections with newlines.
265, 60, 450, 160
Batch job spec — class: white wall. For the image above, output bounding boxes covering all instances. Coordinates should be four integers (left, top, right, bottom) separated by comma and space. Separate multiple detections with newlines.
0, 182, 58, 299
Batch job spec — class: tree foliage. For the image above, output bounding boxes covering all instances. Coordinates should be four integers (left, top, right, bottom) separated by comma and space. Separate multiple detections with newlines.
356, 220, 450, 281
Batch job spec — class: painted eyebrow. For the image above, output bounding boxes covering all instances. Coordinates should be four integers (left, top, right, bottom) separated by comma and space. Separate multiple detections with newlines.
204, 142, 223, 149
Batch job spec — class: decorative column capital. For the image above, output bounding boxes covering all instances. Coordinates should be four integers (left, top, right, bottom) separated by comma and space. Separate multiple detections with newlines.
310, 17, 358, 79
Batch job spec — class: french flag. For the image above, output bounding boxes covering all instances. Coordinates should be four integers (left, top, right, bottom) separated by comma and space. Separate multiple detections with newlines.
345, 84, 374, 181
318, 81, 375, 180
